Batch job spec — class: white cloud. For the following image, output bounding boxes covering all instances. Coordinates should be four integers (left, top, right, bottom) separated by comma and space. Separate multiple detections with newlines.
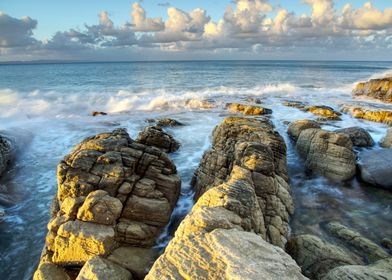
0, 12, 37, 47
131, 2, 164, 32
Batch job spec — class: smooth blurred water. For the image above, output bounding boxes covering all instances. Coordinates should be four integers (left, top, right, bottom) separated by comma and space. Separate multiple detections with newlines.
0, 60, 392, 279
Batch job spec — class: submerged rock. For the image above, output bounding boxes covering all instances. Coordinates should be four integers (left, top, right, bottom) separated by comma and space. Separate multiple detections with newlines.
226, 103, 273, 115
353, 77, 392, 103
288, 120, 321, 141
0, 134, 12, 176
340, 105, 392, 125
146, 166, 306, 280
325, 222, 390, 263
335, 127, 374, 147
296, 128, 356, 181
76, 256, 132, 280
192, 117, 293, 247
156, 118, 184, 127
380, 128, 392, 148
91, 111, 108, 117
136, 126, 180, 153
286, 234, 357, 280
35, 128, 180, 277
282, 100, 308, 109
358, 149, 392, 189
322, 258, 392, 280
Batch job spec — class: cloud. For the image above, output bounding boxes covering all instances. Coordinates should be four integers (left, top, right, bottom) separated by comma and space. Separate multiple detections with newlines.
0, 11, 38, 48
131, 2, 165, 32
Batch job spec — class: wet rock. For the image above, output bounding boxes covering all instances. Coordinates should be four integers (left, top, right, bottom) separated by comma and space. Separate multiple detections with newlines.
340, 105, 392, 125
322, 258, 392, 280
286, 234, 357, 279
304, 105, 342, 119
0, 134, 12, 176
226, 103, 273, 115
296, 129, 356, 181
382, 238, 392, 250
192, 117, 293, 248
353, 77, 392, 103
156, 118, 184, 127
91, 112, 108, 117
282, 100, 307, 110
76, 256, 132, 280
288, 120, 321, 141
185, 99, 215, 109
36, 128, 180, 276
243, 97, 263, 104
325, 222, 390, 262
146, 166, 306, 280
108, 247, 157, 280
380, 128, 392, 148
335, 127, 374, 147
136, 126, 180, 153
358, 149, 392, 189
33, 262, 71, 280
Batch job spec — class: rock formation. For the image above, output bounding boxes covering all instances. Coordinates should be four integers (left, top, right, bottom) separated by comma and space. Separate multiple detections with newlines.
380, 128, 392, 148
288, 120, 321, 141
0, 134, 12, 176
192, 117, 293, 247
353, 77, 392, 103
304, 105, 341, 119
358, 149, 392, 189
295, 127, 356, 181
136, 126, 180, 153
226, 103, 273, 115
286, 234, 357, 279
156, 118, 184, 127
146, 165, 306, 280
335, 127, 374, 147
340, 105, 392, 125
34, 128, 181, 279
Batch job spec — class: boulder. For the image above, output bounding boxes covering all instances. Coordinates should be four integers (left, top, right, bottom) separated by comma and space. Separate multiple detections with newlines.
35, 128, 180, 276
340, 105, 392, 125
286, 234, 357, 279
380, 128, 392, 148
156, 118, 184, 127
192, 117, 293, 247
226, 103, 272, 115
282, 100, 308, 110
296, 128, 356, 180
288, 120, 321, 141
322, 258, 392, 280
136, 126, 180, 153
358, 149, 392, 189
352, 77, 392, 103
108, 247, 157, 280
0, 134, 12, 176
76, 256, 132, 280
146, 166, 307, 280
325, 222, 390, 262
335, 127, 374, 147
33, 262, 71, 280
304, 105, 341, 119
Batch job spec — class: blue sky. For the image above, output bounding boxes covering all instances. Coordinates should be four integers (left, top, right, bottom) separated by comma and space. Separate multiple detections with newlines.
1, 0, 392, 61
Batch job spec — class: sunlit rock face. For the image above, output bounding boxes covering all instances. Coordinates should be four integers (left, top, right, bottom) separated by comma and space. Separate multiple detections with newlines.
340, 105, 392, 125
226, 103, 273, 115
192, 117, 293, 247
146, 166, 307, 280
34, 128, 180, 279
353, 77, 392, 103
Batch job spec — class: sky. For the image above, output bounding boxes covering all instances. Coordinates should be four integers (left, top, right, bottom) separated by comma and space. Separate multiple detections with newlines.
1, 0, 392, 61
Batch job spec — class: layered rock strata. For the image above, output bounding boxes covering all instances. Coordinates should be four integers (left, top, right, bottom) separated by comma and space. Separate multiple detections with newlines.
353, 77, 392, 103
340, 105, 392, 125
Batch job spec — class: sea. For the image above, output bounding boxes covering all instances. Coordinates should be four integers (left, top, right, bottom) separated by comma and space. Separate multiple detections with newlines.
0, 60, 391, 279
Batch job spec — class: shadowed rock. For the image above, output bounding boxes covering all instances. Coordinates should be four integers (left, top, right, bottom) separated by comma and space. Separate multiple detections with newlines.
358, 149, 392, 190
136, 126, 180, 153
288, 120, 321, 141
335, 127, 374, 147
380, 128, 392, 148
0, 134, 12, 176
353, 77, 392, 103
76, 256, 132, 280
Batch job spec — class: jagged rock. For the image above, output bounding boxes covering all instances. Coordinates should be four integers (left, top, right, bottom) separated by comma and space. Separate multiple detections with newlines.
325, 222, 391, 262
77, 190, 123, 225
0, 134, 12, 176
156, 118, 184, 127
335, 127, 374, 147
288, 120, 321, 141
358, 149, 392, 189
304, 105, 341, 119
192, 117, 293, 248
296, 128, 356, 180
340, 105, 392, 125
353, 77, 392, 103
226, 103, 272, 115
76, 256, 132, 280
322, 258, 392, 280
380, 128, 392, 148
146, 166, 307, 280
91, 112, 108, 117
33, 262, 71, 280
136, 126, 180, 153
286, 234, 357, 280
108, 247, 157, 280
36, 128, 180, 276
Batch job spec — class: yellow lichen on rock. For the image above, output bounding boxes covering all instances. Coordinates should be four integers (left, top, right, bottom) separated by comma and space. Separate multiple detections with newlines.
226, 103, 272, 115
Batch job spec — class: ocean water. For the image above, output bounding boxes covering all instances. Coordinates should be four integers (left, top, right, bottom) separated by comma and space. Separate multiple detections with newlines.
0, 60, 392, 279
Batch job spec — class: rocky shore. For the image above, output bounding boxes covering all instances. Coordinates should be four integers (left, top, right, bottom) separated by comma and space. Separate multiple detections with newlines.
29, 79, 392, 279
